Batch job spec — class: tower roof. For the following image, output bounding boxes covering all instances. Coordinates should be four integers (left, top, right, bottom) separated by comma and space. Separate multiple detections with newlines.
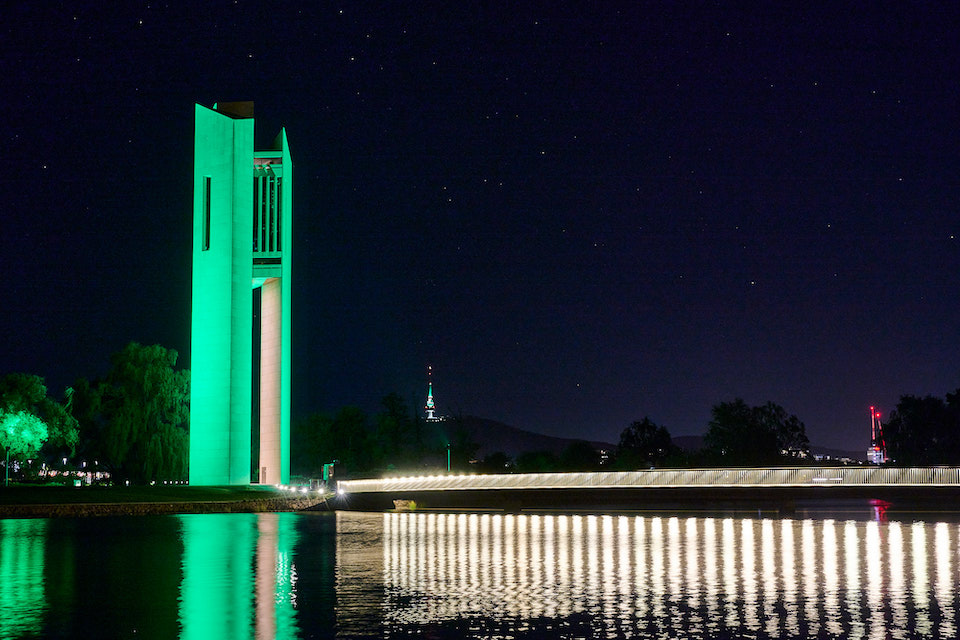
213, 101, 254, 119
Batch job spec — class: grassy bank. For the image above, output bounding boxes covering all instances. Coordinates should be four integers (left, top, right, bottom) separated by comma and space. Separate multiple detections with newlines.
0, 484, 330, 517
0, 484, 286, 505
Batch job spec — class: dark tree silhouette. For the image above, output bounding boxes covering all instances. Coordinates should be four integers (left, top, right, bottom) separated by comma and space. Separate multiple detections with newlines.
515, 450, 559, 473
478, 451, 514, 473
704, 399, 809, 466
90, 343, 189, 483
615, 417, 673, 469
559, 440, 601, 471
884, 390, 960, 465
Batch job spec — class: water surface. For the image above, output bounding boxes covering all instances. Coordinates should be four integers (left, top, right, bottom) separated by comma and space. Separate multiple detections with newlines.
2, 506, 959, 638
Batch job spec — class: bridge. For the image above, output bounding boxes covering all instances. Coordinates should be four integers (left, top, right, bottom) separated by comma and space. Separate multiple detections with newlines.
336, 467, 960, 511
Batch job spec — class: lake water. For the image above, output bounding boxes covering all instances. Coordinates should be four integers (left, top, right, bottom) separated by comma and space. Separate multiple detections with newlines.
2, 505, 960, 638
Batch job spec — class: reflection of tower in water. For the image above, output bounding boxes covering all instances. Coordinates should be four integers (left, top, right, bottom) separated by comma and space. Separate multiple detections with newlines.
0, 519, 47, 638
179, 513, 300, 640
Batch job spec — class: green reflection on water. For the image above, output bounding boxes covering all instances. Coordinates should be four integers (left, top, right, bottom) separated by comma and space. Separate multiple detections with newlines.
265, 513, 300, 639
0, 519, 47, 638
179, 512, 300, 640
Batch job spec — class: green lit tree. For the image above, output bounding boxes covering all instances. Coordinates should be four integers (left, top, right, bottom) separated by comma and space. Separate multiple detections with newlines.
0, 409, 48, 485
0, 373, 79, 459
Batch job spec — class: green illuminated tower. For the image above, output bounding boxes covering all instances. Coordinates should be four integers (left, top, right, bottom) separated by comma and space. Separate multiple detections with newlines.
189, 102, 293, 486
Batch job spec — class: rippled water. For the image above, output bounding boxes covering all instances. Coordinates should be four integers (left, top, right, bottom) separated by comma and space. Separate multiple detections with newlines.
2, 507, 960, 638
374, 511, 960, 638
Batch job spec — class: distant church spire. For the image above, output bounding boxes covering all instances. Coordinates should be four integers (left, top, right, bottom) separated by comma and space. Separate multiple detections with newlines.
425, 365, 441, 422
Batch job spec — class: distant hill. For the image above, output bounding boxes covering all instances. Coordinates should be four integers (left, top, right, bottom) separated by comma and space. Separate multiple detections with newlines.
458, 420, 864, 462
457, 416, 614, 458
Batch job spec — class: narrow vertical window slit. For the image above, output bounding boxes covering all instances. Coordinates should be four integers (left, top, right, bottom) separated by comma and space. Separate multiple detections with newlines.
202, 176, 211, 251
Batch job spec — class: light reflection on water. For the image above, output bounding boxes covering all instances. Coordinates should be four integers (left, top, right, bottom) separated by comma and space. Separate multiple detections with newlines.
179, 512, 300, 640
0, 519, 47, 639
0, 513, 307, 639
376, 511, 960, 638
6, 509, 960, 637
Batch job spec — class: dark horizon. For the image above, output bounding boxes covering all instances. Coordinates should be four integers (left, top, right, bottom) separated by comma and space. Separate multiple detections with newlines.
3, 3, 959, 453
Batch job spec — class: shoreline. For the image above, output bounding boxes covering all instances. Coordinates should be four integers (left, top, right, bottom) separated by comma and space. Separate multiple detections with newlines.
0, 496, 330, 518
0, 486, 332, 518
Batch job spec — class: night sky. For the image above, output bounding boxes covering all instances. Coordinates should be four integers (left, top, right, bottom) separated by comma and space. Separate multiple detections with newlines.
4, 3, 959, 453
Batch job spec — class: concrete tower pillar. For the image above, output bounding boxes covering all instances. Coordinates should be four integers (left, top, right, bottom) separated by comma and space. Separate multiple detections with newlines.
190, 102, 293, 486
259, 277, 282, 484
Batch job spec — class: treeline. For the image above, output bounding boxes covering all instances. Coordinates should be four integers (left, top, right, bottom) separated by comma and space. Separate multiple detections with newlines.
884, 389, 960, 465
292, 394, 478, 477
0, 373, 80, 472
476, 399, 812, 474
292, 398, 813, 477
71, 342, 190, 483
0, 342, 189, 484
5, 340, 960, 484
296, 389, 960, 477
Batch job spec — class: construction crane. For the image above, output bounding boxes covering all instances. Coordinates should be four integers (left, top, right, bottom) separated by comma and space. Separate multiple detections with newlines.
867, 406, 887, 464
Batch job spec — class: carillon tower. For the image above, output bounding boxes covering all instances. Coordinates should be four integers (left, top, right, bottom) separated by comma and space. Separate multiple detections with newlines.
189, 102, 293, 486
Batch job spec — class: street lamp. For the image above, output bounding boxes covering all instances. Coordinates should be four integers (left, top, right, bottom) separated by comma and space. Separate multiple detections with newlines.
446, 442, 451, 472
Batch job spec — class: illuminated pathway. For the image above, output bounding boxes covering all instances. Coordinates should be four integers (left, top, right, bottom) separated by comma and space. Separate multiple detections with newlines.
337, 467, 960, 510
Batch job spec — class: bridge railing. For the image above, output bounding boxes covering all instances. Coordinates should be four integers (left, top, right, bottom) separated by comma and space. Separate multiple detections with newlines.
338, 467, 960, 495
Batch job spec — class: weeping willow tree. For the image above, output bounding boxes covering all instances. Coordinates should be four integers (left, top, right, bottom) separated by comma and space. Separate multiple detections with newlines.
93, 343, 190, 483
